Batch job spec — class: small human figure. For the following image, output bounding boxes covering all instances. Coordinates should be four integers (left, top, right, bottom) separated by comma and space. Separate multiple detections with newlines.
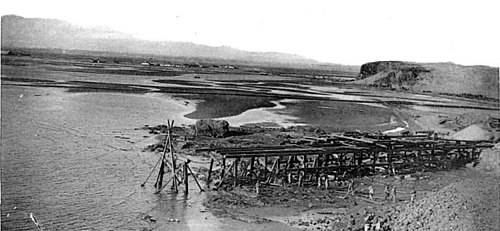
298, 172, 303, 187
391, 185, 397, 203
317, 175, 322, 189
255, 181, 261, 195
391, 163, 396, 175
384, 184, 390, 201
410, 188, 417, 203
347, 180, 355, 196
368, 185, 374, 201
325, 176, 330, 190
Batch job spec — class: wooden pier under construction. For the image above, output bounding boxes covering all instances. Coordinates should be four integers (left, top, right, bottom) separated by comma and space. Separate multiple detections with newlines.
197, 131, 493, 188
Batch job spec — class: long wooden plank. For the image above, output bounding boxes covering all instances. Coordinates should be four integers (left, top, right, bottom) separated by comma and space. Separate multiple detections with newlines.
218, 148, 323, 155
329, 134, 387, 148
195, 145, 302, 153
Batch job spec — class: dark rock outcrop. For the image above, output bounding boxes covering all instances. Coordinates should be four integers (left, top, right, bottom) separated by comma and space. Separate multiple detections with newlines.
195, 119, 230, 137
358, 61, 407, 79
357, 61, 430, 90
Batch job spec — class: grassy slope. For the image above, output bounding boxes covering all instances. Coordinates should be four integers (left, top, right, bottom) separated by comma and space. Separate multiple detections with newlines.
415, 63, 499, 99
352, 62, 499, 100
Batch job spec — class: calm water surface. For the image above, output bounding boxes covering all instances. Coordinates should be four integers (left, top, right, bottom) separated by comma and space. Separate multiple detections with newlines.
1, 85, 219, 230
1, 84, 399, 230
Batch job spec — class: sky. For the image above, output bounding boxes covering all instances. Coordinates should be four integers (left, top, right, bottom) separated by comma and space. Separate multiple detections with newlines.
1, 0, 498, 66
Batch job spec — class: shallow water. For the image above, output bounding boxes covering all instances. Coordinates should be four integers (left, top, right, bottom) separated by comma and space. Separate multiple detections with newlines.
1, 82, 402, 230
0, 86, 219, 230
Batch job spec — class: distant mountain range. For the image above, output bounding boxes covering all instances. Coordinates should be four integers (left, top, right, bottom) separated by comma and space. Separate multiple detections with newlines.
1, 15, 319, 65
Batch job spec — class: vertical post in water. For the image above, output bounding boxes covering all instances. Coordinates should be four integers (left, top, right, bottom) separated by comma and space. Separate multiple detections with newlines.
304, 154, 308, 182
264, 155, 268, 179
207, 158, 214, 183
356, 151, 362, 177
156, 158, 165, 189
372, 151, 377, 173
233, 158, 239, 186
250, 157, 255, 178
221, 157, 226, 180
155, 123, 171, 189
388, 143, 394, 175
168, 120, 178, 193
184, 161, 189, 195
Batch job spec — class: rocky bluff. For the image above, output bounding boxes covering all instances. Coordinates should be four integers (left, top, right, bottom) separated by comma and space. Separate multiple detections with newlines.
358, 61, 430, 90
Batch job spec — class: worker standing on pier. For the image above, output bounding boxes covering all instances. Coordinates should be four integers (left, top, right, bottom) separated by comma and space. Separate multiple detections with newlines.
391, 185, 397, 203
384, 184, 390, 201
347, 180, 355, 196
317, 174, 323, 189
255, 181, 261, 195
368, 185, 374, 201
298, 171, 303, 187
410, 188, 417, 203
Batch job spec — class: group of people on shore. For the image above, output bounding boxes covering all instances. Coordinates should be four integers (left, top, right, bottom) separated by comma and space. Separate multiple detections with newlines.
344, 183, 418, 231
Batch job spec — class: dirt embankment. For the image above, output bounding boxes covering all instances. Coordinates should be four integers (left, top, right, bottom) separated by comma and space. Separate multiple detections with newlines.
395, 171, 499, 231
353, 61, 499, 100
394, 142, 499, 231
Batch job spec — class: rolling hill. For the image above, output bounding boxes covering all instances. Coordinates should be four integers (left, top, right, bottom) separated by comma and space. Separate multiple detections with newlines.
1, 15, 317, 65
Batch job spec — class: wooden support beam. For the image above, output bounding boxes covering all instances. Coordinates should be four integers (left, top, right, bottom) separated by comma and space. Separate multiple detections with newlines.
155, 159, 165, 189
155, 168, 183, 194
372, 151, 377, 172
184, 162, 189, 195
221, 157, 226, 180
207, 158, 214, 183
330, 134, 387, 148
216, 161, 235, 190
168, 120, 178, 193
266, 159, 278, 183
195, 145, 302, 153
233, 158, 239, 186
187, 164, 204, 192
264, 155, 268, 173
218, 147, 322, 155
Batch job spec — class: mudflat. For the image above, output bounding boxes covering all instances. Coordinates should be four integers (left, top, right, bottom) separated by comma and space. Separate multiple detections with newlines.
2, 51, 498, 231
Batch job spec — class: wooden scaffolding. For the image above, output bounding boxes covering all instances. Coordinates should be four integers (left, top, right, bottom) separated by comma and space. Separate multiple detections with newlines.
199, 132, 493, 188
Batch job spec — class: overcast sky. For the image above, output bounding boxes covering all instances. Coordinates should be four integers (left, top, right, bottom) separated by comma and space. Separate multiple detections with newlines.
1, 0, 498, 66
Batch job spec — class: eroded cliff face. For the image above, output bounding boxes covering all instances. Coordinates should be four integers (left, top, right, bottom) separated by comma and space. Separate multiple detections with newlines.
355, 61, 499, 100
357, 61, 430, 90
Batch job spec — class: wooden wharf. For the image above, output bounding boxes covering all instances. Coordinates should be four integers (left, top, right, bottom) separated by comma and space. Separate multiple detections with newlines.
198, 132, 494, 188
